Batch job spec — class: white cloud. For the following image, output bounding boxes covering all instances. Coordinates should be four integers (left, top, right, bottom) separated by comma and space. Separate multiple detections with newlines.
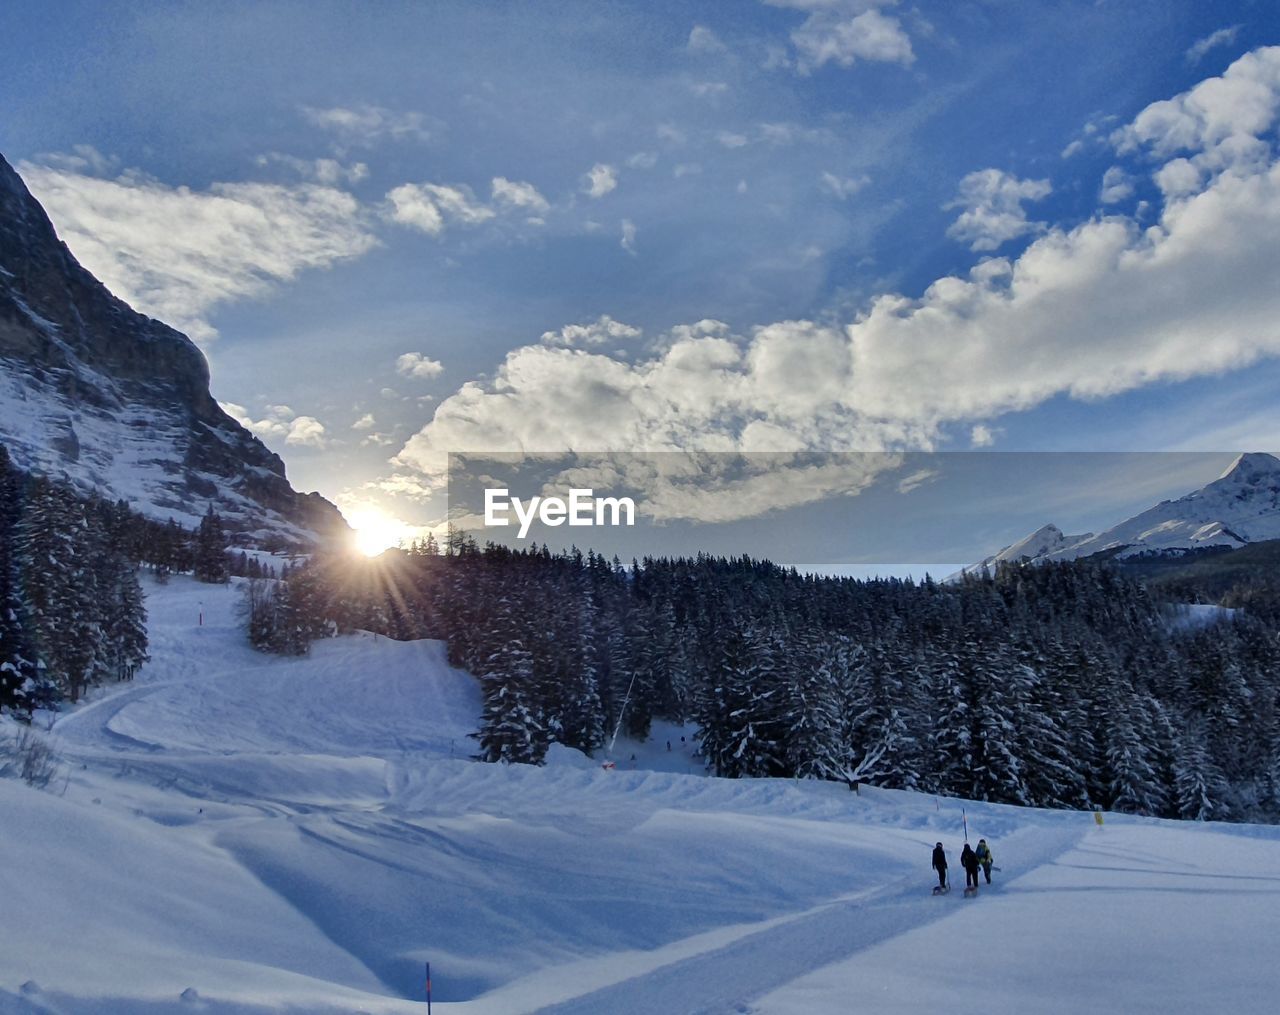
19, 159, 377, 344
34, 144, 118, 175
286, 416, 328, 447
301, 104, 435, 146
945, 169, 1052, 251
1186, 25, 1243, 65
396, 352, 445, 379
820, 171, 871, 198
540, 316, 642, 348
1061, 139, 1085, 159
491, 177, 550, 215
1154, 158, 1203, 198
897, 468, 939, 494
970, 425, 999, 448
688, 25, 727, 54
352, 413, 376, 430
1112, 46, 1280, 172
717, 131, 750, 148
391, 47, 1280, 518
583, 163, 618, 199
384, 182, 495, 235
621, 219, 637, 254
627, 151, 659, 169
1100, 166, 1135, 204
771, 1, 915, 73
255, 153, 369, 185
220, 402, 328, 447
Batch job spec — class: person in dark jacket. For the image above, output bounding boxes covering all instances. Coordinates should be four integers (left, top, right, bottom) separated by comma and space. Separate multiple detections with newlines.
960, 842, 980, 889
975, 838, 994, 884
931, 842, 948, 890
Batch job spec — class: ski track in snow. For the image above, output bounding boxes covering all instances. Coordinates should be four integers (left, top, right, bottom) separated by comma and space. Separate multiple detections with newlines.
522, 825, 1083, 1015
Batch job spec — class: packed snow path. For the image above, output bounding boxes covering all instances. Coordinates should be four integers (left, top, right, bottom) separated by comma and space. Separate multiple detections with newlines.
531, 825, 1083, 1015
2, 576, 1278, 1014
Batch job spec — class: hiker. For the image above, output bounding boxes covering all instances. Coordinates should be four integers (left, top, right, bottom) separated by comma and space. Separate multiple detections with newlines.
975, 838, 994, 884
931, 842, 948, 890
961, 842, 980, 890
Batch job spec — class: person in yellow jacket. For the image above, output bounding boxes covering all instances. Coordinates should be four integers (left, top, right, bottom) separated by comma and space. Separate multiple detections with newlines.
975, 838, 994, 884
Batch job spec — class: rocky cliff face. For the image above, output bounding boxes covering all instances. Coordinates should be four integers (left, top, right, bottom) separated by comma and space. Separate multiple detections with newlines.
0, 153, 347, 547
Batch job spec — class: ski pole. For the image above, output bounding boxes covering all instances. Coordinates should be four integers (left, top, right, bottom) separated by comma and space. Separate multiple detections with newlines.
426, 961, 432, 1012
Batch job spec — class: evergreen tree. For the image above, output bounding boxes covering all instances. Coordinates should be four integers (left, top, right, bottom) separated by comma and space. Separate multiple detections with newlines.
194, 507, 231, 583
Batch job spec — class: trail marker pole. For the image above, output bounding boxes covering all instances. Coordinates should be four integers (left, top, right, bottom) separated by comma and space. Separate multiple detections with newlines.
426, 961, 432, 1011
962, 807, 969, 843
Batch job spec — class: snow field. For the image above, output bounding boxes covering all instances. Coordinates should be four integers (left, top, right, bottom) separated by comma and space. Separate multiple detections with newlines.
1, 574, 1277, 1014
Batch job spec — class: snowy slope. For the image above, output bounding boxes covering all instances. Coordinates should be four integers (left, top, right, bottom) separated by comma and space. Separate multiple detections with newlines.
962, 452, 1280, 575
1, 576, 1278, 1014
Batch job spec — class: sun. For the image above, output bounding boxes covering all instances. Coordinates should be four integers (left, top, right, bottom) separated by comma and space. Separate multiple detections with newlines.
347, 508, 410, 557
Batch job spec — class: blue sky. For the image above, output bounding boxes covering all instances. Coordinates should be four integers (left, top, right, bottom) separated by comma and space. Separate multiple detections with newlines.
2, 1, 1278, 555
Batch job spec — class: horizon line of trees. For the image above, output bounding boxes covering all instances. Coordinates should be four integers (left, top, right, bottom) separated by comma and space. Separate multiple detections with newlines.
252, 533, 1280, 825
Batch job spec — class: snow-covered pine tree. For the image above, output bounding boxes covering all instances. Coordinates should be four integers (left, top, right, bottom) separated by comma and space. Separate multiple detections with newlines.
780, 632, 846, 780
194, 506, 231, 584
15, 481, 97, 701
472, 598, 549, 764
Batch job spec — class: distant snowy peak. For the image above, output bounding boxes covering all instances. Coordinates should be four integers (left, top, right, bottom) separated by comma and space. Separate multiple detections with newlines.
961, 523, 1092, 576
963, 452, 1280, 574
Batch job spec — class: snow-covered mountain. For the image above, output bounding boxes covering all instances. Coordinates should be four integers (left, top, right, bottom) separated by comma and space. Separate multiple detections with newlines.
0, 153, 345, 546
962, 452, 1280, 575
963, 522, 1095, 576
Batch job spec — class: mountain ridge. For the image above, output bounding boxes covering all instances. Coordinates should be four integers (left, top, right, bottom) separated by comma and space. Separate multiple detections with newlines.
0, 153, 346, 547
959, 451, 1280, 577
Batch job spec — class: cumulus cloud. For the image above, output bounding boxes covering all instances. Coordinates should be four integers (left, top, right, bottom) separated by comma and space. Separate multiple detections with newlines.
301, 104, 436, 146
285, 416, 328, 447
352, 413, 376, 430
1100, 166, 1135, 204
391, 48, 1280, 527
621, 219, 637, 254
945, 169, 1052, 251
18, 159, 378, 344
1186, 25, 1243, 65
583, 163, 618, 199
970, 425, 999, 448
540, 316, 642, 348
396, 352, 445, 379
769, 1, 915, 73
383, 182, 495, 236
491, 176, 549, 215
1112, 47, 1280, 168
221, 403, 328, 448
